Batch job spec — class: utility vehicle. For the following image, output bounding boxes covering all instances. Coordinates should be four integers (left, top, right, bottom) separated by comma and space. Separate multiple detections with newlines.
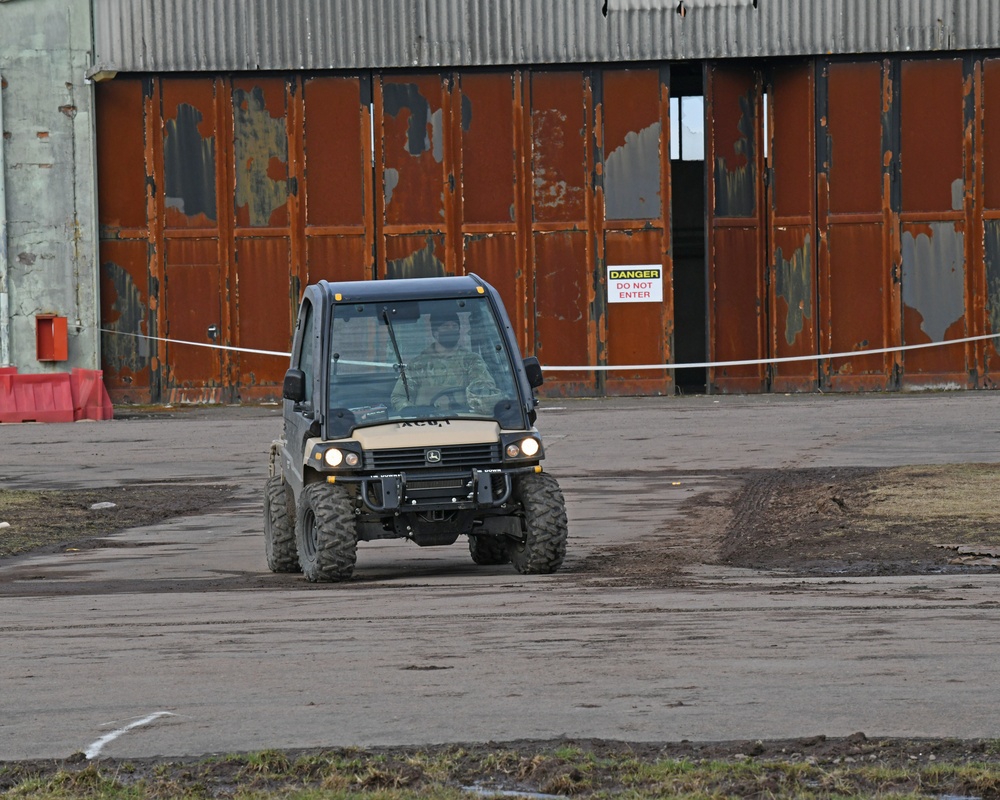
265, 275, 568, 582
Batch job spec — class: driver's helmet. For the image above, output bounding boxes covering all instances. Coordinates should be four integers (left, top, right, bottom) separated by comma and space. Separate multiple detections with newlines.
466, 379, 504, 415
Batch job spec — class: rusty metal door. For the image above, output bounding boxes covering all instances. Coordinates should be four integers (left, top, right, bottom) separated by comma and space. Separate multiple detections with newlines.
301, 75, 375, 288
817, 60, 900, 391
229, 77, 298, 401
899, 58, 973, 387
706, 63, 767, 393
981, 58, 1000, 386
160, 78, 226, 403
456, 71, 529, 352
766, 62, 818, 392
375, 73, 454, 279
528, 70, 598, 395
97, 78, 155, 404
600, 67, 673, 396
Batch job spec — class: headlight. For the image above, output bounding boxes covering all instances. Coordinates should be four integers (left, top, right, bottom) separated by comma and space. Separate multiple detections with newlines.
520, 437, 540, 457
345, 452, 360, 467
506, 443, 521, 458
324, 448, 344, 467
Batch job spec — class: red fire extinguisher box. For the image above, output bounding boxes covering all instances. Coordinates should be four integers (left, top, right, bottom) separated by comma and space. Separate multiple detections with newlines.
36, 315, 69, 361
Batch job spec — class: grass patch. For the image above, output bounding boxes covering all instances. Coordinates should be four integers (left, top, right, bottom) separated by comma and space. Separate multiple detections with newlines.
5, 738, 1000, 799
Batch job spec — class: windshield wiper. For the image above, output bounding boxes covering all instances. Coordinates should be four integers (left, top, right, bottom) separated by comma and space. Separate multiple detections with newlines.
381, 307, 410, 401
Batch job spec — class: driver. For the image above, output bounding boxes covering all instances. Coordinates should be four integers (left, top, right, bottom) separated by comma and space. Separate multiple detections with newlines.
390, 310, 502, 414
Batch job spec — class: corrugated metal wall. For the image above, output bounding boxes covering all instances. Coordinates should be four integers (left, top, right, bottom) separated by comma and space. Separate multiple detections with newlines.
91, 0, 1000, 74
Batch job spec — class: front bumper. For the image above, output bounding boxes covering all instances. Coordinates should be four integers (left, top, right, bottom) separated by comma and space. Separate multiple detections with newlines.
331, 466, 538, 513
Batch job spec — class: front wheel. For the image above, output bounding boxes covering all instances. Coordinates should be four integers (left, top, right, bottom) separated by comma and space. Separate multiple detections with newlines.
507, 472, 568, 574
264, 475, 299, 573
296, 482, 358, 582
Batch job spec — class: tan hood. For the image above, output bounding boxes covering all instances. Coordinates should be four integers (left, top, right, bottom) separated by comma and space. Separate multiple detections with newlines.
352, 419, 500, 450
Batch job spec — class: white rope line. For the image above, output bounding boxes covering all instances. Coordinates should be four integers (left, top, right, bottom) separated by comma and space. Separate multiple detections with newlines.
100, 329, 290, 357
100, 328, 1000, 372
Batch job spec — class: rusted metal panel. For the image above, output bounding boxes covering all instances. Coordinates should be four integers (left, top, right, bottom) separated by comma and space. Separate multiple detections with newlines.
529, 71, 596, 394
901, 61, 966, 215
984, 60, 1000, 211
232, 77, 291, 229
983, 59, 1000, 384
899, 58, 971, 386
458, 71, 527, 352
302, 75, 374, 285
99, 240, 152, 403
459, 72, 518, 226
162, 79, 219, 229
96, 79, 147, 231
706, 64, 767, 393
818, 59, 898, 391
463, 233, 520, 319
711, 69, 758, 220
531, 72, 589, 225
163, 237, 222, 392
306, 237, 371, 285
768, 62, 817, 392
533, 231, 593, 393
603, 69, 663, 222
604, 230, 672, 392
384, 234, 448, 279
986, 219, 1000, 383
303, 77, 369, 229
601, 67, 672, 395
234, 236, 293, 400
159, 78, 230, 403
378, 74, 448, 228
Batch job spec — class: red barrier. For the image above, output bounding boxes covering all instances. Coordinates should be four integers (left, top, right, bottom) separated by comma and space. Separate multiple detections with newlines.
71, 369, 114, 421
0, 369, 113, 423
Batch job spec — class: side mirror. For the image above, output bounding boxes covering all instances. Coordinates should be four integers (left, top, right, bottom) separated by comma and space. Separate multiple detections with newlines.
282, 368, 307, 402
523, 356, 544, 388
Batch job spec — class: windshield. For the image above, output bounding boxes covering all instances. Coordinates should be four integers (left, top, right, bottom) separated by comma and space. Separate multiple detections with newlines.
327, 296, 524, 433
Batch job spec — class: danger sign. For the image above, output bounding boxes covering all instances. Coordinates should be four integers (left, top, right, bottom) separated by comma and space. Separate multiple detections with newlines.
608, 264, 663, 303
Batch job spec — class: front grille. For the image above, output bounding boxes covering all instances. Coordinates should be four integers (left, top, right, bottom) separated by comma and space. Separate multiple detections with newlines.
366, 443, 500, 471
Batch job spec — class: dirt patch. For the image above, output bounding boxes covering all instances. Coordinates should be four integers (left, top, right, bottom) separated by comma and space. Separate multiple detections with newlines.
0, 483, 235, 559
721, 464, 1000, 576
575, 464, 1000, 586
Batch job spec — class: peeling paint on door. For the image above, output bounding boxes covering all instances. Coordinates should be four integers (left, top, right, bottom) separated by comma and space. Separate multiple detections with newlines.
101, 260, 148, 373
901, 223, 966, 342
163, 103, 216, 221
775, 235, 812, 346
986, 220, 1000, 336
604, 122, 661, 220
233, 86, 288, 226
714, 93, 756, 218
383, 83, 444, 162
385, 237, 446, 279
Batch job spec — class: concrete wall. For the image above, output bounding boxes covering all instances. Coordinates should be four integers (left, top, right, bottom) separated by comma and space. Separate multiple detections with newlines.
0, 0, 99, 371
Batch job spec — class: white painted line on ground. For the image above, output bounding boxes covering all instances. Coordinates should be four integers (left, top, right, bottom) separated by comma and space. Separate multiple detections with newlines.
85, 711, 175, 759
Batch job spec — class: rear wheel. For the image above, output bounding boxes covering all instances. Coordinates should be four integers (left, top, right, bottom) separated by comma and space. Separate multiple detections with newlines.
507, 472, 568, 574
296, 482, 358, 582
264, 475, 299, 573
468, 533, 510, 565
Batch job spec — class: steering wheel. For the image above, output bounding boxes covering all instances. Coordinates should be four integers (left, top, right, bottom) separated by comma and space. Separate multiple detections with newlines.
429, 386, 467, 407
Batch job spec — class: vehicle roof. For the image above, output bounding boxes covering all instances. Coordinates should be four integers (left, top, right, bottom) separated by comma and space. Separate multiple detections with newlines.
315, 275, 489, 304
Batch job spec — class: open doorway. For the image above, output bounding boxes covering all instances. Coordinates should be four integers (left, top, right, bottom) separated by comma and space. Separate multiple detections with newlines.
670, 63, 707, 393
